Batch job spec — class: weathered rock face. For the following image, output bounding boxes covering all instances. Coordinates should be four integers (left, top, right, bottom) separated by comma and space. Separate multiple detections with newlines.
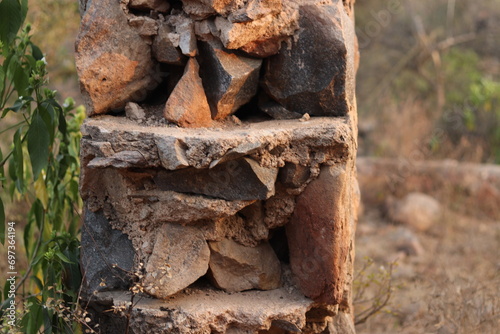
208, 239, 281, 292
143, 224, 210, 298
75, 0, 159, 115
262, 2, 356, 117
77, 0, 359, 333
163, 58, 212, 127
287, 164, 355, 304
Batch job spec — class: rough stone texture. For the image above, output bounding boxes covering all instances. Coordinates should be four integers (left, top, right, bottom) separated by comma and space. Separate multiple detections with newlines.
198, 39, 262, 120
208, 239, 281, 292
75, 0, 159, 115
262, 2, 356, 117
80, 116, 353, 170
80, 209, 135, 296
129, 0, 170, 13
88, 284, 325, 334
386, 192, 442, 232
164, 58, 213, 127
143, 224, 210, 298
167, 12, 199, 57
279, 162, 311, 188
154, 157, 278, 200
287, 163, 355, 305
125, 102, 146, 122
260, 100, 303, 120
152, 22, 187, 65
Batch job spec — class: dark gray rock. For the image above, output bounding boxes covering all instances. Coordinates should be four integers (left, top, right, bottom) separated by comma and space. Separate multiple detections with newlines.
154, 157, 278, 200
259, 100, 302, 120
261, 3, 355, 116
152, 22, 186, 65
279, 162, 311, 188
198, 39, 262, 120
80, 209, 135, 296
129, 0, 170, 13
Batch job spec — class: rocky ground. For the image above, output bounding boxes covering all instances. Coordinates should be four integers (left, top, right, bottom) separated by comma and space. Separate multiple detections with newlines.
354, 159, 500, 334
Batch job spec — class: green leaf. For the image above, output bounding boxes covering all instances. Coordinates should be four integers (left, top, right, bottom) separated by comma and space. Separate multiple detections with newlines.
32, 199, 43, 230
0, 0, 24, 46
28, 112, 50, 179
0, 197, 5, 245
0, 65, 5, 98
11, 57, 29, 96
55, 251, 72, 264
13, 127, 23, 192
30, 42, 43, 60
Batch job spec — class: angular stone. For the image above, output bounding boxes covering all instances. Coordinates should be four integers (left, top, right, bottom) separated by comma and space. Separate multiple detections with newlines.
262, 3, 356, 116
198, 39, 262, 120
125, 102, 145, 122
208, 239, 281, 292
152, 22, 186, 65
75, 0, 159, 115
286, 164, 353, 304
80, 209, 135, 296
228, 0, 282, 23
214, 2, 299, 51
279, 162, 311, 188
143, 224, 210, 298
167, 13, 198, 56
239, 36, 284, 58
154, 157, 278, 201
155, 137, 189, 170
128, 16, 158, 40
164, 58, 212, 128
129, 0, 170, 13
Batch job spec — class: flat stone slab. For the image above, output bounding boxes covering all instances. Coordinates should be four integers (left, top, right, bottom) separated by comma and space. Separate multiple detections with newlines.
92, 285, 320, 333
81, 115, 354, 171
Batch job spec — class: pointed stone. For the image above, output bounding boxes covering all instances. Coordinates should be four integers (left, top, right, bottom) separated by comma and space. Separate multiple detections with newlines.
286, 164, 354, 304
75, 0, 159, 115
262, 3, 356, 116
164, 58, 212, 128
208, 239, 281, 292
154, 157, 278, 201
144, 224, 210, 298
198, 39, 262, 120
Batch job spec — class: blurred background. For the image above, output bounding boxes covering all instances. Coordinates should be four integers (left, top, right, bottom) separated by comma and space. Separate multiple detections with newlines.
4, 0, 500, 332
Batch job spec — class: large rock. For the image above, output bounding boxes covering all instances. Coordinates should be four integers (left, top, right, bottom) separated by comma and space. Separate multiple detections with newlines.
286, 164, 353, 304
198, 39, 262, 120
75, 0, 159, 115
80, 209, 135, 296
164, 58, 213, 127
154, 157, 278, 200
208, 239, 281, 292
143, 224, 210, 298
386, 192, 442, 232
262, 3, 356, 116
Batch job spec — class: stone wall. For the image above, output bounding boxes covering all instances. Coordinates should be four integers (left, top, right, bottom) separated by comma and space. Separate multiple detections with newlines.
76, 0, 359, 333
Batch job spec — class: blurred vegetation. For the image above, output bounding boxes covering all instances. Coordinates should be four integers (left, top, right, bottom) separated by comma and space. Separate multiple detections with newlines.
356, 0, 500, 163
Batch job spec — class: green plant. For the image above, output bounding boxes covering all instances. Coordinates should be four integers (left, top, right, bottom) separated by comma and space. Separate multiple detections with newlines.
0, 0, 86, 332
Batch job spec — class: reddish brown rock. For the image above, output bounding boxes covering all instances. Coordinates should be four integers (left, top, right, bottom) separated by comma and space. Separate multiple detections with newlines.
286, 164, 353, 304
75, 0, 159, 115
164, 58, 212, 128
129, 0, 170, 13
208, 238, 281, 292
144, 224, 210, 298
198, 39, 262, 119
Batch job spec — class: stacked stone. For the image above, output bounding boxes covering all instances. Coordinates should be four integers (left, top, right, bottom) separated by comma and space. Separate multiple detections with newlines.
76, 0, 359, 333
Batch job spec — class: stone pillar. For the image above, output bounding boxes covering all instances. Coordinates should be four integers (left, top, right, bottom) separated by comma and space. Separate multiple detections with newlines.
76, 1, 359, 333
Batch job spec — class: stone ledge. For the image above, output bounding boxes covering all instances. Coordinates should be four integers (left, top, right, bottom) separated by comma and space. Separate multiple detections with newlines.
87, 284, 339, 334
81, 115, 355, 170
